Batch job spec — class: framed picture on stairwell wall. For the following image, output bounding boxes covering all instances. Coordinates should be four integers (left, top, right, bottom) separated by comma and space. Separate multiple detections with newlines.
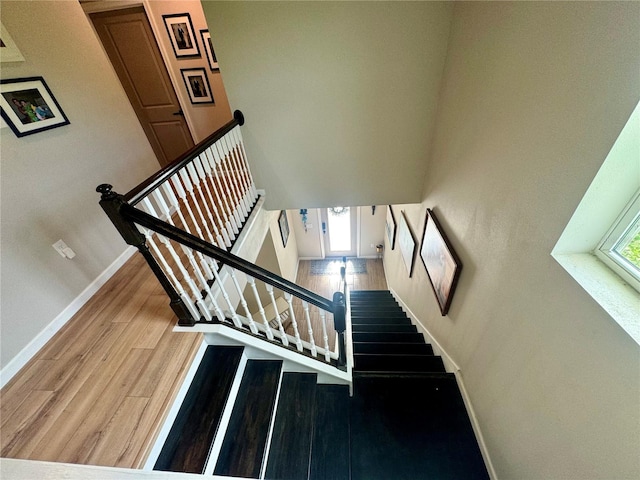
278, 210, 289, 248
180, 68, 214, 104
419, 209, 462, 316
0, 76, 70, 137
200, 29, 219, 71
163, 13, 200, 58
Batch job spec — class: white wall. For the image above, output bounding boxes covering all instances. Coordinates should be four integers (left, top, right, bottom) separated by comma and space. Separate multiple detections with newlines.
203, 1, 453, 211
0, 1, 161, 370
384, 3, 640, 478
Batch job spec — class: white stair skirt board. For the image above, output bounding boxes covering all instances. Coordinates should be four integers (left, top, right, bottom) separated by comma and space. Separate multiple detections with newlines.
388, 286, 498, 480
0, 246, 137, 389
201, 325, 351, 386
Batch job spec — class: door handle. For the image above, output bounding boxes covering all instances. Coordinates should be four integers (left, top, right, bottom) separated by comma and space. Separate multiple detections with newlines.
173, 109, 184, 116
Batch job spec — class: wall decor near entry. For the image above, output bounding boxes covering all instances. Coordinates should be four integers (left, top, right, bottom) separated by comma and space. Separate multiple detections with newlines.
420, 208, 462, 315
0, 77, 70, 137
180, 68, 214, 104
398, 211, 416, 277
386, 205, 397, 250
278, 210, 289, 248
163, 13, 200, 58
200, 29, 219, 71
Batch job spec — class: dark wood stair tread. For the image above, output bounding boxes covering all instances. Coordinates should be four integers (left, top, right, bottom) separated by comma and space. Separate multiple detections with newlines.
264, 373, 317, 480
214, 359, 282, 478
309, 384, 350, 480
154, 345, 243, 474
350, 375, 489, 480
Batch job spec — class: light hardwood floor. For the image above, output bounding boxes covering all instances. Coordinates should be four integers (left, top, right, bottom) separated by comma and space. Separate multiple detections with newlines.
0, 255, 387, 469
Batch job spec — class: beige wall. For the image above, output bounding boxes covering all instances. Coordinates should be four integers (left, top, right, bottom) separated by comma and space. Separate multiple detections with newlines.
203, 1, 453, 211
384, 3, 640, 478
358, 205, 386, 258
269, 209, 298, 282
0, 1, 160, 368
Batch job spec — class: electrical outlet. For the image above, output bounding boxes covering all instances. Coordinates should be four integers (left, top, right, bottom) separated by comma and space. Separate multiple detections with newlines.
52, 240, 76, 259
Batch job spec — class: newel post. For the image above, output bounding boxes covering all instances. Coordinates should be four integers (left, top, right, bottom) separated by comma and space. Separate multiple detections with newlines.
333, 291, 347, 370
96, 184, 196, 326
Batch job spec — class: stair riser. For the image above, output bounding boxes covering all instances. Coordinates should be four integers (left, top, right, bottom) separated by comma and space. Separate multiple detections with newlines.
354, 343, 434, 355
354, 354, 446, 373
351, 317, 412, 325
352, 332, 425, 343
351, 312, 408, 319
352, 325, 417, 333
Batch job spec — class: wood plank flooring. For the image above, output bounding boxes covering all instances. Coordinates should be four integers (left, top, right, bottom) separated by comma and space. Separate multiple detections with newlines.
1, 255, 386, 469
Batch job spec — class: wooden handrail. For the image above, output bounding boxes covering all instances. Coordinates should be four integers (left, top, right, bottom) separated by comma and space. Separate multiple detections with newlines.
121, 202, 336, 313
124, 110, 245, 205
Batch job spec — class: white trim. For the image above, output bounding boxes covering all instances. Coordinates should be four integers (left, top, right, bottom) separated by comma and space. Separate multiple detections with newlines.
258, 367, 284, 480
0, 246, 136, 388
201, 352, 248, 475
388, 285, 498, 480
0, 458, 248, 480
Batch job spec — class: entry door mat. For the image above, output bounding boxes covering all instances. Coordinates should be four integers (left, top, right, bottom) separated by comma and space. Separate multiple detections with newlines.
310, 258, 367, 275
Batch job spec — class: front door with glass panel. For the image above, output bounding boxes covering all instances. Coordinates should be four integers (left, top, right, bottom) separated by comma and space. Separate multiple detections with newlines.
322, 207, 357, 257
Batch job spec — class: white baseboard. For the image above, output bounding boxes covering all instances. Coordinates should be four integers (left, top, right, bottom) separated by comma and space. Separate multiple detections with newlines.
0, 246, 137, 389
388, 286, 498, 480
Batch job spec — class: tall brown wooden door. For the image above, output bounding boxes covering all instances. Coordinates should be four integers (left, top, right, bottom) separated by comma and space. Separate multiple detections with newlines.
91, 7, 194, 167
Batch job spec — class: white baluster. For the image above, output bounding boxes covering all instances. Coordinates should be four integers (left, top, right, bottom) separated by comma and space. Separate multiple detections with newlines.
285, 293, 303, 352
212, 143, 243, 227
209, 262, 243, 328
232, 127, 258, 201
319, 310, 330, 362
247, 276, 274, 340
141, 197, 214, 287
199, 152, 236, 242
224, 132, 252, 212
153, 231, 212, 321
140, 227, 200, 321
188, 162, 226, 250
266, 285, 288, 346
220, 134, 249, 218
160, 182, 191, 233
229, 270, 258, 334
302, 301, 317, 357
203, 148, 239, 235
195, 156, 230, 248
179, 167, 216, 246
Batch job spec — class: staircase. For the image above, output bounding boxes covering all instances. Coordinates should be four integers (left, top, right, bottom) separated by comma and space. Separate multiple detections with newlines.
152, 290, 489, 480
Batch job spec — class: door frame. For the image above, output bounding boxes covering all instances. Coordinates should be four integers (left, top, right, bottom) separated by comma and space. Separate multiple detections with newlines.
320, 207, 360, 258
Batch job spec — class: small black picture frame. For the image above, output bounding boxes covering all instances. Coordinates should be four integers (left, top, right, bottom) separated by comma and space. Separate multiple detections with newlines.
163, 13, 200, 58
0, 76, 70, 137
278, 210, 289, 248
200, 29, 219, 71
180, 68, 214, 104
386, 205, 397, 250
